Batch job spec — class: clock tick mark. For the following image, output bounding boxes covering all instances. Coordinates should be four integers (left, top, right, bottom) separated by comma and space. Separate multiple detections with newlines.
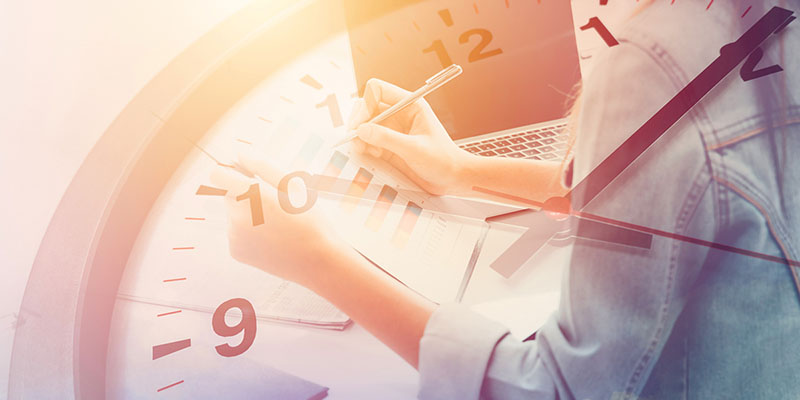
196, 185, 227, 196
163, 277, 187, 283
153, 338, 192, 360
505, 0, 510, 8
280, 96, 295, 104
742, 6, 752, 18
706, 0, 714, 10
157, 380, 184, 392
258, 116, 272, 123
171, 247, 194, 251
413, 21, 421, 32
236, 138, 253, 145
438, 9, 454, 27
384, 32, 393, 43
473, 3, 479, 14
184, 217, 205, 221
330, 60, 341, 69
157, 310, 182, 317
356, 45, 367, 55
300, 74, 323, 90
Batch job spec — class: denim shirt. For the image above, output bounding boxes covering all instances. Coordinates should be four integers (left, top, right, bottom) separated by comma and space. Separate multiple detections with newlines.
418, 2, 800, 399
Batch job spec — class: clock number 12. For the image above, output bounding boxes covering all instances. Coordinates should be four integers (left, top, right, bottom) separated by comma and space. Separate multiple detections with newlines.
423, 28, 503, 68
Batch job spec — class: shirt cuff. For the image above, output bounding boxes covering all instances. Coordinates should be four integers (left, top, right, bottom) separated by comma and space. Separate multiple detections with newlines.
418, 303, 510, 400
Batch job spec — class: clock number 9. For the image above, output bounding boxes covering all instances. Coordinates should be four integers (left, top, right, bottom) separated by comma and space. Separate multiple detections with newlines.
423, 28, 503, 68
212, 298, 257, 357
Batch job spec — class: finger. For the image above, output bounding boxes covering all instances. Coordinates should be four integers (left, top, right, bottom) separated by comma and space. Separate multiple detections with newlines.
366, 143, 384, 158
363, 78, 429, 117
356, 123, 418, 158
237, 149, 283, 189
352, 137, 367, 154
363, 78, 412, 108
210, 168, 255, 200
346, 98, 369, 131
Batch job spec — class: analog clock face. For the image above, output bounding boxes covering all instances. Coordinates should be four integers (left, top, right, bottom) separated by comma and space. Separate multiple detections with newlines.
105, 0, 554, 396
11, 1, 792, 399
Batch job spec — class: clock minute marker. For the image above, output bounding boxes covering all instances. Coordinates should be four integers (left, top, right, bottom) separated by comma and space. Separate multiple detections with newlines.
162, 277, 187, 283
196, 185, 227, 196
300, 74, 323, 90
437, 9, 454, 27
156, 310, 181, 318
152, 338, 192, 360
487, 6, 795, 274
156, 380, 184, 393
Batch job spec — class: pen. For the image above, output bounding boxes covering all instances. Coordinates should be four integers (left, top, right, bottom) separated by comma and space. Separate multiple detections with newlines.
332, 64, 463, 147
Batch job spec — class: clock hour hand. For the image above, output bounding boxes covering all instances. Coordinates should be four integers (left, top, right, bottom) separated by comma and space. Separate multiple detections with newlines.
274, 171, 651, 255
486, 6, 795, 277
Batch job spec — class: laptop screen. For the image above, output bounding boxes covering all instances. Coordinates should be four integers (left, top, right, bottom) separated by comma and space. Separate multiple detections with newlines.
345, 0, 582, 141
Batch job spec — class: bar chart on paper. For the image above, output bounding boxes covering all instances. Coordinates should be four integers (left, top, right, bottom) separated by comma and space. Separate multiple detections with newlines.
303, 146, 484, 303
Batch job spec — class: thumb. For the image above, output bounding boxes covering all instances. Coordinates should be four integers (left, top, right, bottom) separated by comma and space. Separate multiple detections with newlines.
356, 123, 417, 158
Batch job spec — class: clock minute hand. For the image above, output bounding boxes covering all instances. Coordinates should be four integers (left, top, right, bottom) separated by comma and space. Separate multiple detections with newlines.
484, 6, 794, 276
567, 6, 794, 211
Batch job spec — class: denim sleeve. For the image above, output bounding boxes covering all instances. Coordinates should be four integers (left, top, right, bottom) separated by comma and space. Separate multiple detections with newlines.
418, 29, 717, 399
417, 303, 558, 399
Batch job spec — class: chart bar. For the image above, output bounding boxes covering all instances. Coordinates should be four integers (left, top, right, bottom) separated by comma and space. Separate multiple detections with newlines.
365, 185, 398, 231
341, 168, 374, 212
392, 201, 422, 247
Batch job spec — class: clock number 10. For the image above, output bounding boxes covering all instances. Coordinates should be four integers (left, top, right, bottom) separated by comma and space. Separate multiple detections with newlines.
236, 183, 265, 226
423, 28, 503, 68
213, 298, 257, 357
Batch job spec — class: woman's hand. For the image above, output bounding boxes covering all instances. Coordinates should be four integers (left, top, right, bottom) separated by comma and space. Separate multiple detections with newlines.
210, 153, 350, 290
212, 151, 435, 369
349, 78, 473, 195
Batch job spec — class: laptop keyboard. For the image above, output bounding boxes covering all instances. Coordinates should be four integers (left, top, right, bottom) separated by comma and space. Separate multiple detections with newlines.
458, 122, 569, 161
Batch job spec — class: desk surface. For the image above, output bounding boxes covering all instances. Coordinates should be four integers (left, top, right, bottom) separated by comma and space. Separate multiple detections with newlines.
106, 228, 567, 399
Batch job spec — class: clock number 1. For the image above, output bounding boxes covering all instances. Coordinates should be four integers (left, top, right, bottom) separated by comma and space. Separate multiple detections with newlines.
423, 28, 503, 68
236, 183, 265, 226
213, 298, 257, 357
316, 93, 344, 128
580, 17, 619, 47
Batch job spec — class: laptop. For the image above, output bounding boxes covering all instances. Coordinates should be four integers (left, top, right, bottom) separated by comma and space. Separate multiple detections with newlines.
345, 0, 582, 161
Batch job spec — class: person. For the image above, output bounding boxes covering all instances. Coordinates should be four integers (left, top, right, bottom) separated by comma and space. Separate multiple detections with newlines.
212, 1, 800, 398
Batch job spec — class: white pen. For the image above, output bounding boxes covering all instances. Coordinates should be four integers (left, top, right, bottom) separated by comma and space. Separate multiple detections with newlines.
332, 64, 463, 147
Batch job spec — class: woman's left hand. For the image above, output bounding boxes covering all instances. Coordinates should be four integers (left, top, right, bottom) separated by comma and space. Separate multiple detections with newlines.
210, 152, 350, 290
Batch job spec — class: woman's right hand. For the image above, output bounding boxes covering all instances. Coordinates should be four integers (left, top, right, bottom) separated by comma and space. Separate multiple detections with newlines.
349, 78, 473, 196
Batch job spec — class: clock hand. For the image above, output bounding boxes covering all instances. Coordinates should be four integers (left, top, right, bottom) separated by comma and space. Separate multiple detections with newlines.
477, 184, 800, 269
485, 6, 795, 276
568, 6, 794, 211
274, 170, 651, 250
